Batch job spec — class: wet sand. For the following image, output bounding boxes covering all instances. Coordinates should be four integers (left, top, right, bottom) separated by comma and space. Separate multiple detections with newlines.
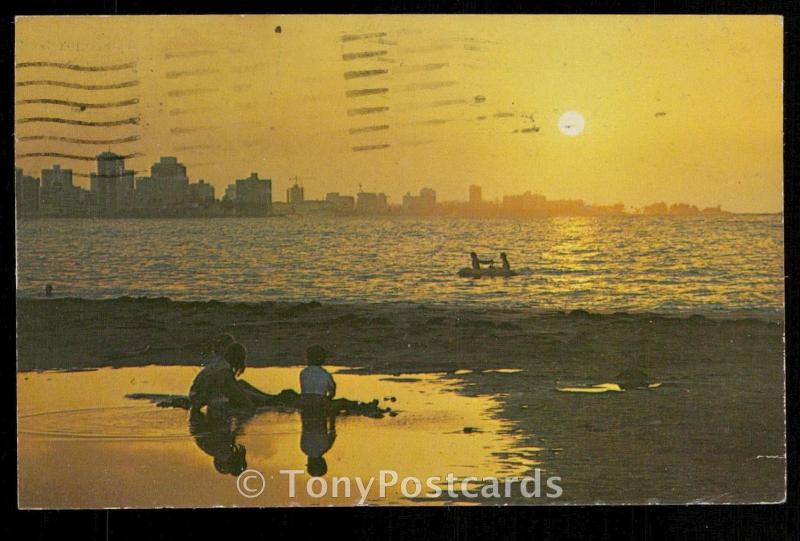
16, 297, 786, 503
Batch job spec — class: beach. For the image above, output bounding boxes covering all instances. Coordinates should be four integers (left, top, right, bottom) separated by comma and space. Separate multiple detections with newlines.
16, 297, 786, 504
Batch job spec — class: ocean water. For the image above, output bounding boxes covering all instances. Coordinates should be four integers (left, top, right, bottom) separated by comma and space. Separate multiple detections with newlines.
15, 215, 784, 315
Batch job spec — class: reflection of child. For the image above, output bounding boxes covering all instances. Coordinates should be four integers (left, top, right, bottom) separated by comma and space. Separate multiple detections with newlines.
189, 411, 247, 476
299, 345, 336, 408
300, 411, 336, 477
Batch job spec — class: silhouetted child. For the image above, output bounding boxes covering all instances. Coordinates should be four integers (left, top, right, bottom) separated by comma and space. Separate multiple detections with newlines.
189, 342, 254, 420
299, 345, 336, 410
209, 333, 236, 363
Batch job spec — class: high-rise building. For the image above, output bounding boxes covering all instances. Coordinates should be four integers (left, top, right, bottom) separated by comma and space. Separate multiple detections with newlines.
90, 152, 134, 216
356, 191, 389, 214
235, 173, 272, 216
42, 164, 73, 190
223, 184, 237, 202
149, 157, 188, 211
420, 188, 436, 208
287, 183, 304, 204
41, 164, 77, 215
402, 188, 436, 214
402, 192, 416, 210
186, 179, 215, 207
469, 184, 482, 206
502, 191, 547, 215
134, 176, 156, 210
325, 192, 355, 213
97, 151, 125, 178
15, 167, 40, 216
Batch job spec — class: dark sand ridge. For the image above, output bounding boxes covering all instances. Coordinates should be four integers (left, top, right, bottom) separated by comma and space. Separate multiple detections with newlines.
16, 297, 785, 504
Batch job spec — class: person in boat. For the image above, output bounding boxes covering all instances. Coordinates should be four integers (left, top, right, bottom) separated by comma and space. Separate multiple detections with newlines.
299, 345, 337, 410
470, 251, 495, 270
500, 252, 511, 272
189, 342, 255, 420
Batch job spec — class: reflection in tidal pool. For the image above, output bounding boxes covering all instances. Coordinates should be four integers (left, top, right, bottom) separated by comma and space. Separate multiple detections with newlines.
18, 366, 543, 507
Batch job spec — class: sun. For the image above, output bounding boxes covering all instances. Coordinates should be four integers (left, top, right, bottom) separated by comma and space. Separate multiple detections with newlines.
558, 111, 585, 136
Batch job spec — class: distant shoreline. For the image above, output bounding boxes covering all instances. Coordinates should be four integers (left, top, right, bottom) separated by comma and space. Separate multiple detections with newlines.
14, 212, 783, 221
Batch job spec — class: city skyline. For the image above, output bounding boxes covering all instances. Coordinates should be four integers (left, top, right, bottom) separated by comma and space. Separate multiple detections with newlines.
15, 151, 743, 218
15, 16, 783, 213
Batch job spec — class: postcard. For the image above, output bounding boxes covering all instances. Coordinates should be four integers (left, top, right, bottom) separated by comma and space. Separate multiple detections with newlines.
15, 14, 784, 508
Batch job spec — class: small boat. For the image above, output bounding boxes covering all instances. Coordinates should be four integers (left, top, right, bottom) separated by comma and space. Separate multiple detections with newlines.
457, 267, 518, 278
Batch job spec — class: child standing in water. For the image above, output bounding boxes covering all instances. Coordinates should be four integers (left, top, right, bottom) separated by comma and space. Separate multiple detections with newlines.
299, 345, 337, 409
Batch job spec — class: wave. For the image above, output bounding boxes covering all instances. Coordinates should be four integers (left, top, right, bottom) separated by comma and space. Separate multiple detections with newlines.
14, 295, 785, 323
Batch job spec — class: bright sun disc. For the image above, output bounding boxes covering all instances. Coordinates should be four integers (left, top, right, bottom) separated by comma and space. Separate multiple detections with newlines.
558, 111, 585, 136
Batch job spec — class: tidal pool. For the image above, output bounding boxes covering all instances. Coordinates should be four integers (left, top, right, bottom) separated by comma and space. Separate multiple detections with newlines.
18, 366, 544, 508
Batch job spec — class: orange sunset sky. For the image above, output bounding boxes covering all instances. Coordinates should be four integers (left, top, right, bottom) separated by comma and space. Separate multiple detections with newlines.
15, 15, 783, 212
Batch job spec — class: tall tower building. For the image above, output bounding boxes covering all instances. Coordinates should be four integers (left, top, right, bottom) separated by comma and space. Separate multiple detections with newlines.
90, 152, 134, 216
41, 164, 75, 215
97, 151, 126, 178
235, 173, 272, 216
287, 182, 304, 204
15, 167, 40, 216
150, 157, 189, 211
469, 184, 482, 206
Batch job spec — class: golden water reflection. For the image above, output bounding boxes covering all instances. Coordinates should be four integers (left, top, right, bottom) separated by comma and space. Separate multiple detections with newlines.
18, 366, 543, 508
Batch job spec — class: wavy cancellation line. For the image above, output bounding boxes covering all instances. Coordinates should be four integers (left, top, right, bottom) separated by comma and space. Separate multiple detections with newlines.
15, 61, 137, 72
16, 116, 140, 127
340, 32, 388, 42
16, 80, 140, 90
352, 143, 390, 151
15, 152, 142, 161
16, 98, 139, 109
16, 135, 140, 145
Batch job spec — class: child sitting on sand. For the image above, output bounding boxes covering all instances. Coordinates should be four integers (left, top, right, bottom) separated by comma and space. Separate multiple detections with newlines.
189, 342, 255, 419
299, 345, 337, 409
209, 333, 236, 363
